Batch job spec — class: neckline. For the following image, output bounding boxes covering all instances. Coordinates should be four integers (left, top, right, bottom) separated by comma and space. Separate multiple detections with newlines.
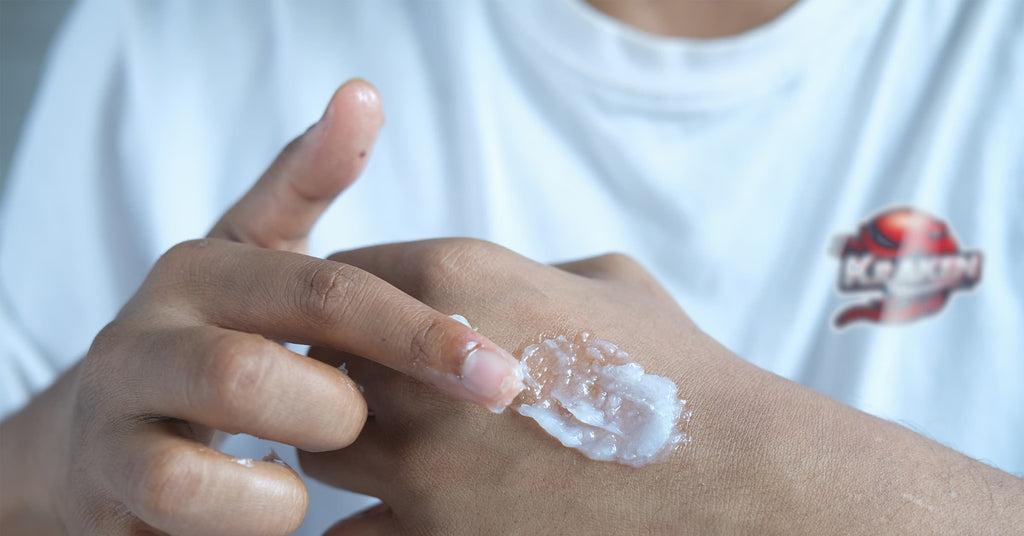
497, 0, 873, 106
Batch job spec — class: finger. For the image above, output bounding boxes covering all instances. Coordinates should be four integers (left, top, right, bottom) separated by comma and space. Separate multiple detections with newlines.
322, 348, 456, 426
310, 347, 390, 388
298, 422, 392, 499
156, 239, 524, 412
105, 421, 307, 536
209, 79, 384, 252
323, 504, 399, 536
123, 325, 366, 452
323, 238, 547, 341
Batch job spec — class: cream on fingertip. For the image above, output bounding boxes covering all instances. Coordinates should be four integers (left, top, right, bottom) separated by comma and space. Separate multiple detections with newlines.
460, 346, 525, 412
416, 314, 524, 412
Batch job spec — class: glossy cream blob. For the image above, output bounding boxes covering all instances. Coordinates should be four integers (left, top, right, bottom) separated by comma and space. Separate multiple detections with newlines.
515, 333, 689, 467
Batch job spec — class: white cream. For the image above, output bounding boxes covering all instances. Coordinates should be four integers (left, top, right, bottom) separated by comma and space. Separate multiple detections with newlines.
449, 314, 473, 328
515, 333, 689, 467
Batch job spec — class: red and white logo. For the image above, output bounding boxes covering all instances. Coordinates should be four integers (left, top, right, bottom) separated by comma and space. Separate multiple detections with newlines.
832, 207, 982, 328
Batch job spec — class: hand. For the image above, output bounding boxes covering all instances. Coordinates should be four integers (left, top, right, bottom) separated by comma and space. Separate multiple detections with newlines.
0, 82, 521, 536
301, 238, 724, 535
301, 239, 1024, 535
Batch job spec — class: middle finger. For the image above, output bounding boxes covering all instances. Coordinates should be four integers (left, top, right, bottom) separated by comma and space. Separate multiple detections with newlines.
121, 324, 366, 452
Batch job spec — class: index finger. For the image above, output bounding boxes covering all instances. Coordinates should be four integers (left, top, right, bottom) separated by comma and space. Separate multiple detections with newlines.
157, 238, 524, 412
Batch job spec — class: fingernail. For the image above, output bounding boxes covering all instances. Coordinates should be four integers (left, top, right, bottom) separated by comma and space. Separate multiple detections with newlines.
461, 347, 525, 412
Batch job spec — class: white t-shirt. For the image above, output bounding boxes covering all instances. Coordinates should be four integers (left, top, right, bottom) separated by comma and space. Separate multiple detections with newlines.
2, 0, 1021, 533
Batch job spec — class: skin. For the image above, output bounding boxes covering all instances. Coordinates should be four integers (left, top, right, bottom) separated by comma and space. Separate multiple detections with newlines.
1, 2, 1021, 535
0, 80, 521, 535
586, 0, 798, 39
300, 239, 1024, 535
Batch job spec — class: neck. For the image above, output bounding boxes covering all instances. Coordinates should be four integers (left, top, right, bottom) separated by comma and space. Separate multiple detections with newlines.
585, 0, 799, 39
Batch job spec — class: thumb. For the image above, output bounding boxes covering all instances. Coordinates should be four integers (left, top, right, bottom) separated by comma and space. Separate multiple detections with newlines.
209, 78, 384, 252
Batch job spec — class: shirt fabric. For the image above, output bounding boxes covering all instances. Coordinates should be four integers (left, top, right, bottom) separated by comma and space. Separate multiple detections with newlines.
2, 0, 1021, 533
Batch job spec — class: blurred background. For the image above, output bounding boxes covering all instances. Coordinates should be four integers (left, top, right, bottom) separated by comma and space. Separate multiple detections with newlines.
1, 0, 71, 189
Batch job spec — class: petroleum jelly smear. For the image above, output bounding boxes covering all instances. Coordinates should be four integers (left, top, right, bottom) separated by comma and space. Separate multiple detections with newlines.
515, 333, 689, 467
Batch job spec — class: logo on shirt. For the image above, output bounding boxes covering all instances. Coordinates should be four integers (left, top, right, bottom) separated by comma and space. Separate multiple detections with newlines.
831, 207, 982, 328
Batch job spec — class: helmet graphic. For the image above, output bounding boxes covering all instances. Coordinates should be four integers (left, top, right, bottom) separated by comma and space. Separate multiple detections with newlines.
844, 207, 959, 258
833, 207, 981, 328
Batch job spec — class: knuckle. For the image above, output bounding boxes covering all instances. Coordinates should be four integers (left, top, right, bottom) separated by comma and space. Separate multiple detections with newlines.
596, 252, 643, 274
79, 322, 132, 407
202, 333, 270, 420
300, 262, 365, 325
158, 239, 209, 269
134, 448, 202, 521
592, 253, 672, 300
436, 237, 500, 267
407, 315, 453, 369
88, 321, 124, 358
151, 239, 213, 286
415, 238, 501, 295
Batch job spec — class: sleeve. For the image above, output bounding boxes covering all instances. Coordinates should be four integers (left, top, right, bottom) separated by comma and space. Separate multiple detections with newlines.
0, 0, 143, 419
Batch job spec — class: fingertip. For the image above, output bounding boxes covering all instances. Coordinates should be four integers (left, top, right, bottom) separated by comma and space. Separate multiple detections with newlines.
344, 78, 383, 112
325, 79, 384, 131
460, 345, 526, 412
326, 375, 370, 451
258, 458, 310, 534
302, 79, 384, 198
416, 319, 525, 413
293, 360, 369, 452
121, 424, 311, 536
